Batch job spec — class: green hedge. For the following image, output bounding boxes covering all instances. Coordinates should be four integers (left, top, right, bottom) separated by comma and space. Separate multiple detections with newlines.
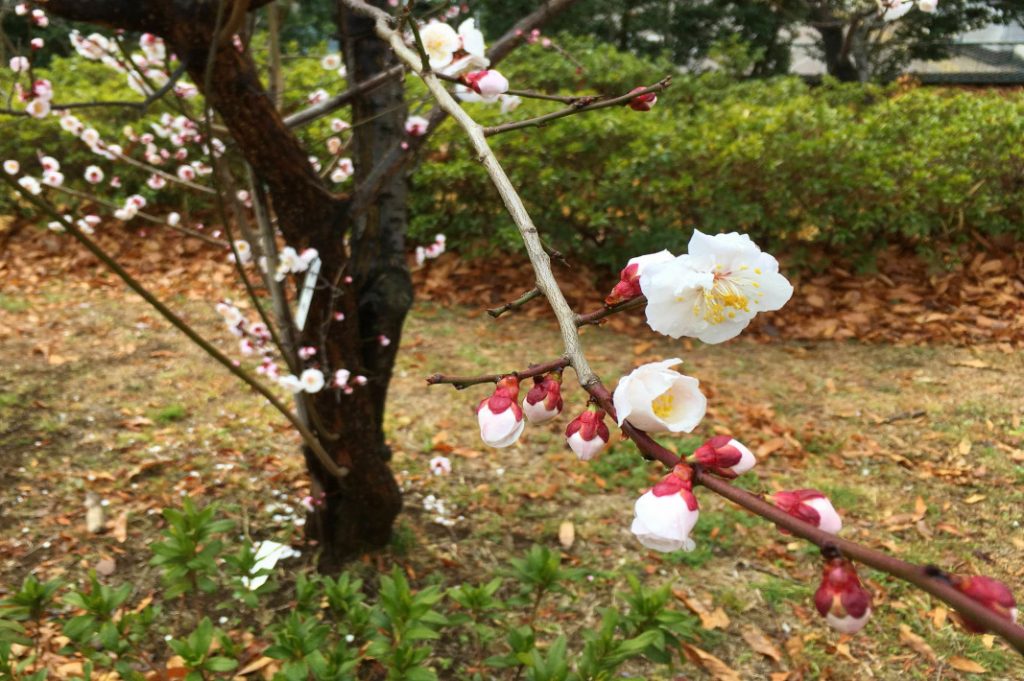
7, 36, 1023, 267
409, 37, 1024, 268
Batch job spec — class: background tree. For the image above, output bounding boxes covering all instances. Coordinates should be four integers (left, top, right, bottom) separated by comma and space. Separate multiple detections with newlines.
471, 0, 1024, 81
15, 0, 577, 568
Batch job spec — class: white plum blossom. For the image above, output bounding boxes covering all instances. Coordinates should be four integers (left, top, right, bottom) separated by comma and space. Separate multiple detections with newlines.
300, 369, 326, 393
499, 94, 522, 115
330, 118, 350, 133
612, 358, 706, 434
84, 166, 104, 184
429, 456, 452, 476
419, 21, 461, 68
879, 0, 914, 20
18, 176, 41, 195
39, 156, 59, 172
4, 160, 19, 175
918, 0, 938, 11
321, 54, 342, 70
10, 56, 29, 72
278, 374, 304, 394
631, 468, 700, 552
405, 115, 429, 137
458, 18, 486, 58
639, 230, 793, 344
232, 240, 252, 265
47, 221, 65, 233
147, 174, 167, 190
41, 171, 63, 187
26, 98, 50, 119
274, 246, 318, 281
167, 212, 181, 226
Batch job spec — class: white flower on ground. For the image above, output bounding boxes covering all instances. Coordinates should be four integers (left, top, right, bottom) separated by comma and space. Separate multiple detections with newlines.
772, 489, 843, 534
640, 230, 793, 344
631, 466, 699, 552
300, 369, 325, 393
477, 376, 525, 448
429, 455, 452, 476
243, 540, 299, 590
47, 221, 65, 232
612, 358, 706, 434
419, 22, 461, 68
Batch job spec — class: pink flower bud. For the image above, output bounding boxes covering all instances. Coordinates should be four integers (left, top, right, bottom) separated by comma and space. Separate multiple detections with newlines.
565, 407, 609, 461
814, 557, 872, 634
627, 86, 657, 112
772, 489, 842, 535
692, 435, 756, 477
463, 70, 509, 100
631, 465, 699, 552
477, 376, 525, 448
605, 250, 673, 305
948, 574, 1018, 633
522, 373, 563, 424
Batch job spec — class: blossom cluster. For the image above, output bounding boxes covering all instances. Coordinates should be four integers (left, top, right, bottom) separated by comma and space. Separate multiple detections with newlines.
414, 234, 446, 266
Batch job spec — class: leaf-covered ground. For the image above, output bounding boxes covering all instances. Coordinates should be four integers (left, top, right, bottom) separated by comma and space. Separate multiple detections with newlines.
1, 234, 1023, 680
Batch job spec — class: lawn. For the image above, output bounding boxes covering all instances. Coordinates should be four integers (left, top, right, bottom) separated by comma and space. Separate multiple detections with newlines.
1, 244, 1023, 680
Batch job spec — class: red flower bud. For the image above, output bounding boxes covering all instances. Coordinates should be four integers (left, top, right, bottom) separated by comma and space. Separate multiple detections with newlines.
522, 373, 563, 424
627, 86, 657, 112
604, 251, 672, 306
565, 407, 610, 461
948, 574, 1018, 633
814, 557, 872, 634
692, 435, 756, 477
477, 376, 524, 448
772, 489, 842, 535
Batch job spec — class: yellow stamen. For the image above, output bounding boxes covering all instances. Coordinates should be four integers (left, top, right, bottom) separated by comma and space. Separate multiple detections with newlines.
651, 391, 674, 419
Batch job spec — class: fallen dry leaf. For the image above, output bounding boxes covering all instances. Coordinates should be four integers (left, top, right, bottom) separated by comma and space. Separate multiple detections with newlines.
682, 644, 742, 681
112, 511, 128, 543
741, 624, 782, 663
674, 590, 731, 630
898, 624, 936, 662
948, 656, 987, 673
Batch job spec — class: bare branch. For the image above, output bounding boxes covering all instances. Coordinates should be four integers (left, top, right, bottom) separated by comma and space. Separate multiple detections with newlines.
487, 287, 541, 318
482, 77, 671, 137
426, 357, 569, 390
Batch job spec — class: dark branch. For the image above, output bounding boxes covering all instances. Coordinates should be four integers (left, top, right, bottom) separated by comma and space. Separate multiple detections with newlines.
426, 357, 569, 390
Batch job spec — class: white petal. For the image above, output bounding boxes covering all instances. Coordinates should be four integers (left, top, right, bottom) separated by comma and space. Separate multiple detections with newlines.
826, 608, 870, 634
631, 492, 698, 552
568, 431, 606, 461
727, 439, 757, 475
805, 497, 843, 534
522, 398, 559, 424
478, 406, 523, 448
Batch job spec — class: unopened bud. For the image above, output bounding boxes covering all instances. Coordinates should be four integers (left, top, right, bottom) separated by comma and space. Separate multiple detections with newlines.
948, 573, 1018, 633
565, 406, 609, 461
477, 376, 525, 448
627, 86, 657, 112
463, 70, 509, 99
605, 250, 672, 306
772, 489, 842, 535
522, 372, 563, 424
814, 557, 872, 634
692, 435, 756, 477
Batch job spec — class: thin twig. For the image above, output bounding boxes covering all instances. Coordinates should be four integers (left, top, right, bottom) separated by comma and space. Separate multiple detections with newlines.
426, 357, 569, 390
487, 287, 541, 318
482, 78, 672, 137
575, 296, 647, 327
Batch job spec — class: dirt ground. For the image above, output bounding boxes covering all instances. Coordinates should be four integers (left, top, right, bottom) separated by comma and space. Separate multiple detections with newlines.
1, 235, 1023, 680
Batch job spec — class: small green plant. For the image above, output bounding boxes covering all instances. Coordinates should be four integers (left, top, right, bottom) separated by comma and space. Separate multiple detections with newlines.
149, 497, 233, 597
167, 617, 238, 680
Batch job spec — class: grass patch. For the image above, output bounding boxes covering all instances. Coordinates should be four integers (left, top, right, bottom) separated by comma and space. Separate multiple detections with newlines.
149, 403, 188, 424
